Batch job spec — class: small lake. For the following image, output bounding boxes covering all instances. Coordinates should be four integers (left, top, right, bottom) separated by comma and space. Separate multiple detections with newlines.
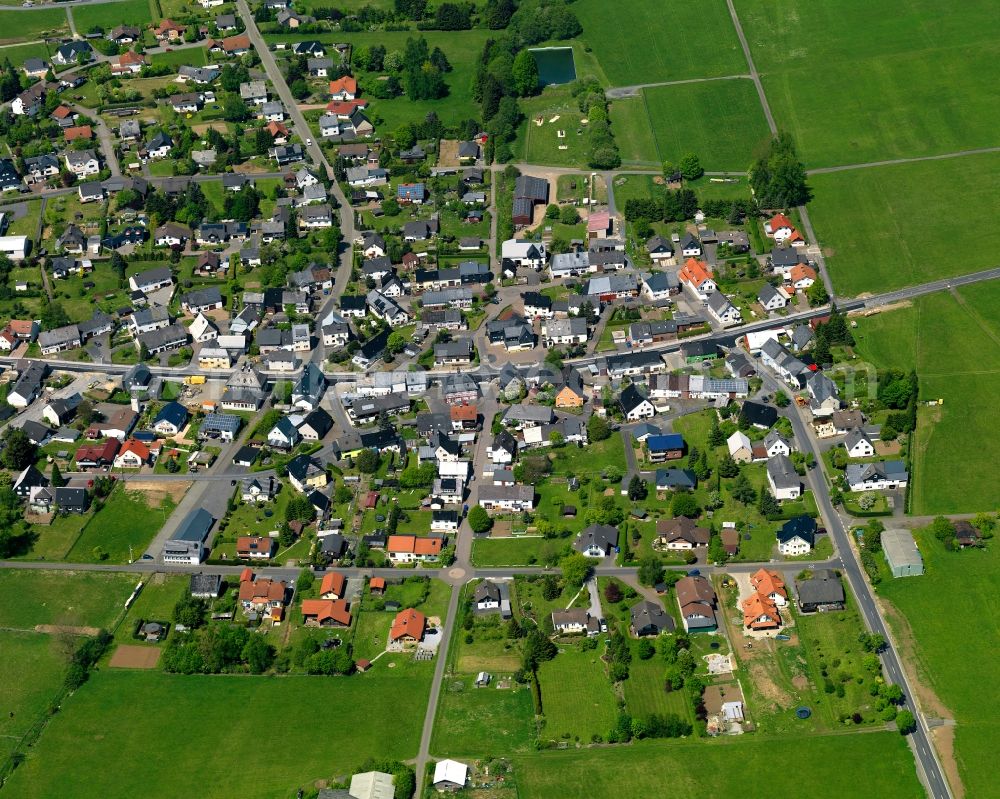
530, 47, 577, 86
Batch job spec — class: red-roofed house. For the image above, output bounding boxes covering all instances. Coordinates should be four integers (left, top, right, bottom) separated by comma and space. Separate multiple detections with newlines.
329, 76, 358, 101
265, 120, 289, 143
679, 258, 717, 300
221, 33, 251, 55
153, 19, 186, 41
0, 329, 16, 351
326, 99, 368, 117
742, 592, 781, 630
764, 213, 795, 243
587, 211, 611, 238
75, 439, 120, 468
51, 105, 74, 122
369, 577, 386, 594
301, 598, 352, 627
750, 568, 788, 607
320, 571, 346, 599
111, 50, 146, 75
237, 535, 275, 559
390, 608, 426, 643
113, 439, 152, 468
450, 402, 478, 431
386, 535, 444, 564
238, 572, 286, 618
789, 264, 817, 289
64, 125, 93, 142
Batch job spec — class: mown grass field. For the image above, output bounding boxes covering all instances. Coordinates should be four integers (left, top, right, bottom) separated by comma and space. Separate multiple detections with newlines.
642, 79, 773, 171
879, 531, 1000, 799
4, 669, 430, 799
433, 676, 537, 756
573, 0, 746, 86
0, 7, 68, 43
537, 646, 617, 742
0, 632, 69, 763
112, 574, 189, 645
622, 654, 693, 722
808, 152, 1000, 296
72, 0, 153, 32
0, 570, 136, 630
735, 0, 1000, 167
852, 284, 1000, 514
608, 97, 659, 166
513, 733, 923, 797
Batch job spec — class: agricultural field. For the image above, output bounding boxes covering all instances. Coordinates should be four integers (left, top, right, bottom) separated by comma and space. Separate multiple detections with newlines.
64, 487, 177, 564
851, 285, 1000, 513
536, 645, 618, 743
0, 570, 136, 631
735, 0, 1000, 167
0, 7, 68, 44
512, 733, 923, 798
4, 669, 430, 799
879, 530, 1000, 799
808, 152, 1000, 296
642, 79, 773, 172
72, 0, 153, 32
573, 0, 746, 86
0, 632, 69, 763
608, 97, 659, 166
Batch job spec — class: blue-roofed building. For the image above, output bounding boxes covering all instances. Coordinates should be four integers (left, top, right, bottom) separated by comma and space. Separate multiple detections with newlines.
396, 182, 426, 204
152, 401, 189, 436
198, 413, 242, 442
646, 433, 685, 463
655, 468, 697, 492
162, 508, 214, 564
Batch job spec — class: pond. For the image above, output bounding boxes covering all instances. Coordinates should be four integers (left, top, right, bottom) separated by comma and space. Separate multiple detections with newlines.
530, 46, 577, 86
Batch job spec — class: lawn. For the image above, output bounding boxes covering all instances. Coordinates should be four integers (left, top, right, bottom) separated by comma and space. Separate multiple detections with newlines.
432, 676, 537, 756
0, 40, 51, 64
515, 89, 590, 168
573, 0, 746, 86
0, 570, 136, 630
472, 537, 563, 568
149, 46, 208, 67
0, 632, 69, 764
608, 97, 659, 166
512, 733, 922, 797
4, 669, 431, 799
851, 286, 1000, 513
65, 487, 176, 564
0, 7, 68, 43
622, 652, 693, 722
808, 152, 1000, 296
642, 79, 773, 171
112, 574, 189, 645
550, 436, 625, 478
72, 0, 152, 32
25, 511, 92, 560
735, 0, 1000, 167
879, 531, 1000, 799
536, 645, 618, 742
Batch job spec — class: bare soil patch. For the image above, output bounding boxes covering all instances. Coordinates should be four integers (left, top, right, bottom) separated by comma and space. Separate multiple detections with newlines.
191, 122, 228, 136
35, 624, 100, 636
438, 139, 460, 168
126, 480, 192, 505
109, 644, 161, 669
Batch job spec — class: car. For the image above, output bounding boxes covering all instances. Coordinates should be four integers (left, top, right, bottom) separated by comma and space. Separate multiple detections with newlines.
687, 568, 701, 576
305, 138, 312, 146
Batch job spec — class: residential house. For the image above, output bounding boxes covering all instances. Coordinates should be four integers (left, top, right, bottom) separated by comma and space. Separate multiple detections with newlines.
630, 599, 675, 637
654, 517, 709, 551
675, 575, 718, 633
573, 524, 618, 557
845, 461, 908, 492
795, 569, 845, 612
766, 454, 801, 500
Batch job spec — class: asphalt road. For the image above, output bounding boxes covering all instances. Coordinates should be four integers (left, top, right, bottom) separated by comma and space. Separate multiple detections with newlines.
757, 368, 951, 799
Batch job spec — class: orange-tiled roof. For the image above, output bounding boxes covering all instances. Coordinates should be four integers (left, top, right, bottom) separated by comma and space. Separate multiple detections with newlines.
52, 105, 73, 119
788, 228, 805, 243
238, 576, 286, 603
320, 571, 346, 598
450, 403, 477, 421
750, 568, 787, 600
119, 50, 146, 65
768, 213, 794, 232
9, 320, 34, 336
742, 593, 780, 629
118, 439, 150, 460
679, 258, 713, 287
387, 535, 443, 556
236, 536, 274, 556
154, 18, 185, 33
329, 76, 358, 95
222, 33, 250, 52
75, 439, 120, 463
789, 264, 816, 283
370, 577, 386, 591
301, 598, 352, 626
239, 567, 253, 583
390, 608, 426, 641
265, 120, 289, 137
65, 125, 93, 141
